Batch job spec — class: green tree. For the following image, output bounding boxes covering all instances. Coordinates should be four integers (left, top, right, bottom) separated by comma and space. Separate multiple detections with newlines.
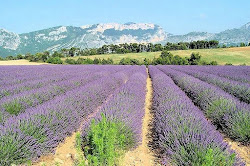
240, 43, 246, 47
93, 58, 101, 64
189, 52, 201, 65
52, 51, 64, 58
47, 57, 63, 64
6, 56, 15, 60
24, 53, 32, 60
101, 58, 114, 65
65, 58, 76, 64
119, 58, 140, 65
16, 54, 23, 59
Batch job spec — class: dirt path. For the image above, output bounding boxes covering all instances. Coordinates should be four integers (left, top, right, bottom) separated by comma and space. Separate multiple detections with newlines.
31, 75, 131, 166
122, 68, 156, 166
32, 132, 78, 166
32, 93, 115, 166
0, 59, 48, 65
224, 137, 250, 165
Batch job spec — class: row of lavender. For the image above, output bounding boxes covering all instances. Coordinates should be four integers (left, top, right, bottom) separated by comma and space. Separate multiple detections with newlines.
0, 65, 98, 87
0, 67, 98, 99
0, 70, 111, 122
157, 66, 250, 145
79, 66, 147, 165
0, 65, 136, 165
168, 66, 250, 103
177, 65, 250, 83
0, 65, 118, 100
149, 66, 244, 165
0, 66, 127, 124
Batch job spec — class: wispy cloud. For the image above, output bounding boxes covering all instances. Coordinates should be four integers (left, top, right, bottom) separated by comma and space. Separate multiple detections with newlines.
199, 13, 207, 19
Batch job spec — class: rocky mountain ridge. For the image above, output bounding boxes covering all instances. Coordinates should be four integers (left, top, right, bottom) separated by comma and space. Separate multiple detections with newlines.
0, 22, 250, 57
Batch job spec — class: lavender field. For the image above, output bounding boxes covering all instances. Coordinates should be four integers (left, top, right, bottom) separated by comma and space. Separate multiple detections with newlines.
0, 65, 249, 166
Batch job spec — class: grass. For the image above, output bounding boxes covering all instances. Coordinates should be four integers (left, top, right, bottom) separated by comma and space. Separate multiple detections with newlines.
62, 47, 250, 65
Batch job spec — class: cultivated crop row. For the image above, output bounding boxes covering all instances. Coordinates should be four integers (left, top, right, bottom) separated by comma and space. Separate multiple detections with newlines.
0, 65, 249, 165
149, 66, 244, 165
0, 65, 136, 165
169, 65, 250, 103
157, 66, 250, 144
0, 66, 127, 124
79, 66, 147, 165
177, 65, 250, 83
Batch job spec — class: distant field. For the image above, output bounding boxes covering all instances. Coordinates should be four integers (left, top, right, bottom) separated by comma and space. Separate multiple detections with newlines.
63, 47, 250, 65
0, 59, 47, 65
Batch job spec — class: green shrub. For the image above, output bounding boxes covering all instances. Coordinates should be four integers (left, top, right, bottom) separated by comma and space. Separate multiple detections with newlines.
47, 57, 63, 64
173, 147, 236, 166
2, 100, 23, 115
119, 57, 140, 65
206, 98, 235, 124
82, 114, 134, 166
65, 58, 77, 64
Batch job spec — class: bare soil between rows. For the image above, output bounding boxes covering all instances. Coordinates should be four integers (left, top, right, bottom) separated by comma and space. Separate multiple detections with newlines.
121, 69, 156, 166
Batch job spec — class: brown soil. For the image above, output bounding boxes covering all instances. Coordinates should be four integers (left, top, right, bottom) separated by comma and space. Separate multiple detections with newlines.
121, 69, 156, 166
224, 137, 250, 165
32, 133, 78, 166
227, 46, 250, 52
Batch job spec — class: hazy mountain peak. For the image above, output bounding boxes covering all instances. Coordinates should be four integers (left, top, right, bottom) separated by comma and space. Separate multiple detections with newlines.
81, 23, 157, 34
0, 23, 167, 57
241, 22, 250, 30
0, 28, 20, 50
1, 22, 250, 57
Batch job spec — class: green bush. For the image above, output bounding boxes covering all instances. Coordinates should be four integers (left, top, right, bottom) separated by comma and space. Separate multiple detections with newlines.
188, 52, 201, 65
65, 58, 77, 64
47, 57, 63, 64
2, 100, 23, 115
82, 114, 134, 166
119, 58, 140, 65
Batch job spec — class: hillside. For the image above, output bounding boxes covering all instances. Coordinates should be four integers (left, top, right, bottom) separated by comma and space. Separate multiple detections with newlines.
1, 22, 250, 57
0, 23, 167, 57
63, 47, 250, 65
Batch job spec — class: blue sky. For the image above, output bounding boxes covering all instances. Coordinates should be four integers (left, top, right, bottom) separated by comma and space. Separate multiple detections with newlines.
0, 0, 250, 34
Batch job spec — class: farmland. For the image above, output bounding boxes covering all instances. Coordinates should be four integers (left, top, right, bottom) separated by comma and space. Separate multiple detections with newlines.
0, 65, 249, 165
62, 46, 250, 65
0, 59, 48, 65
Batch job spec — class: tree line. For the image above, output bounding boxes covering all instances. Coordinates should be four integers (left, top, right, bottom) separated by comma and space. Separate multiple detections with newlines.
1, 40, 221, 62
62, 51, 218, 66
1, 40, 249, 65
61, 40, 220, 56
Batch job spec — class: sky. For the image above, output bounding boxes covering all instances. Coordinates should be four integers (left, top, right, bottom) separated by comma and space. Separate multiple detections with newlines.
0, 0, 250, 35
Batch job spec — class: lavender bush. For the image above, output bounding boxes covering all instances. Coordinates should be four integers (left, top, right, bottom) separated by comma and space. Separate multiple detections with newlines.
169, 65, 250, 103
0, 65, 135, 165
157, 66, 250, 144
174, 65, 250, 83
149, 66, 244, 166
80, 66, 147, 165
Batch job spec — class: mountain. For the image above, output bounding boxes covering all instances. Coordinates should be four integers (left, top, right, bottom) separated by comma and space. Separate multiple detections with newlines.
165, 32, 215, 43
1, 22, 250, 57
165, 22, 250, 45
0, 23, 168, 57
